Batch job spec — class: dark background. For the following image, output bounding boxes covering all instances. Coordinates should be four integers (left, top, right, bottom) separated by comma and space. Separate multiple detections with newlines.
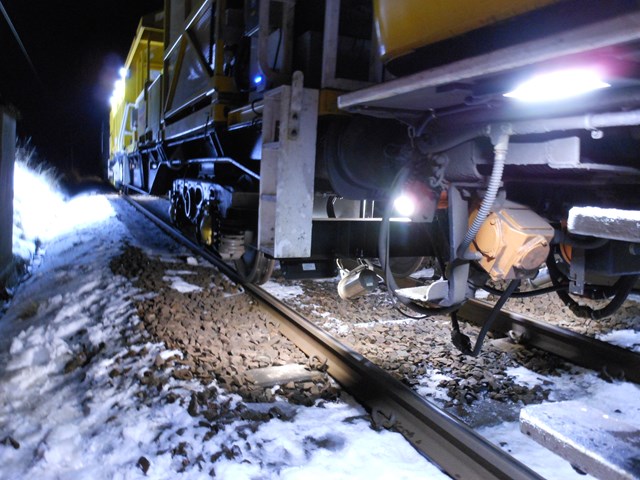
0, 1, 163, 178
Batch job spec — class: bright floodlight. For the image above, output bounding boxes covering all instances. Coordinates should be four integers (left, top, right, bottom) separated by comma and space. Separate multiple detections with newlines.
110, 78, 125, 109
393, 195, 415, 217
119, 67, 128, 79
504, 68, 610, 102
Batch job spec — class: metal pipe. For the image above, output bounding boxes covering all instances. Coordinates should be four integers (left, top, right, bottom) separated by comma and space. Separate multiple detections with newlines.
421, 108, 640, 156
416, 127, 487, 154
504, 108, 640, 136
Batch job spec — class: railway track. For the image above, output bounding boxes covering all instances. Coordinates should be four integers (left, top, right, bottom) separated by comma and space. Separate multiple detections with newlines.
458, 300, 640, 384
121, 191, 640, 479
122, 192, 542, 480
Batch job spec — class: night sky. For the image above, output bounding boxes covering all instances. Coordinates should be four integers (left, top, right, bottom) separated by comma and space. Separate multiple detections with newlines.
0, 1, 163, 177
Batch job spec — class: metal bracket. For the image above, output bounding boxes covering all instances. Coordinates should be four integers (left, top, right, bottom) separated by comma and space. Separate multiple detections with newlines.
395, 279, 449, 302
442, 186, 471, 306
259, 75, 319, 258
288, 71, 303, 140
569, 248, 586, 295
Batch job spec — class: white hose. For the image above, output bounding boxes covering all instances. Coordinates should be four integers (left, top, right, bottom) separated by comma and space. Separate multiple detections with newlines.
456, 132, 510, 260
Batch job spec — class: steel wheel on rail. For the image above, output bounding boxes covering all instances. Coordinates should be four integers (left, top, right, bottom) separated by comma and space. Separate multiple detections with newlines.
234, 247, 275, 284
388, 256, 425, 278
233, 231, 274, 284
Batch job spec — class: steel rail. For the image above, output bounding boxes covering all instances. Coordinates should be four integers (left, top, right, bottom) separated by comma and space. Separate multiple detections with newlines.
120, 193, 542, 480
459, 300, 640, 384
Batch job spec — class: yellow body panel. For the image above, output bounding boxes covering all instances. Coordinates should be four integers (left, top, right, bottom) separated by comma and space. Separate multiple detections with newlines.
110, 15, 163, 157
374, 0, 561, 63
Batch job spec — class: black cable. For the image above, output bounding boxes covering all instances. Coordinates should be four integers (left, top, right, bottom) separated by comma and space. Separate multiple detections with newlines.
547, 249, 638, 319
250, 99, 263, 117
480, 283, 567, 298
394, 304, 429, 320
471, 279, 520, 356
378, 164, 460, 317
553, 230, 609, 250
451, 279, 521, 356
423, 213, 448, 276
326, 196, 338, 219
272, 28, 282, 70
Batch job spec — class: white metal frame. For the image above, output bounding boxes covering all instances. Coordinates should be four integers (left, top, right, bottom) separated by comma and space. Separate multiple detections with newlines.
258, 72, 319, 258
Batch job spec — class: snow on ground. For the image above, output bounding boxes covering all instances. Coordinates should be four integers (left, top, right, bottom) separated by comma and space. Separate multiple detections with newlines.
261, 281, 305, 300
416, 363, 640, 480
11, 158, 65, 261
596, 329, 640, 352
162, 274, 203, 293
476, 368, 640, 480
1, 167, 448, 479
408, 350, 640, 479
415, 369, 453, 402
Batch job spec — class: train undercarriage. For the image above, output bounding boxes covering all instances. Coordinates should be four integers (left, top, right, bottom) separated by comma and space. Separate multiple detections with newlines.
109, 0, 640, 353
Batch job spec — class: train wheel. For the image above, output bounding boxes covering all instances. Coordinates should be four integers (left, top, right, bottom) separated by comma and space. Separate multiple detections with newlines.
169, 194, 187, 227
389, 256, 425, 278
234, 248, 275, 285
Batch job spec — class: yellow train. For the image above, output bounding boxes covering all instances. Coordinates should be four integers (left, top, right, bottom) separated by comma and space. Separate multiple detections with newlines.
110, 0, 640, 347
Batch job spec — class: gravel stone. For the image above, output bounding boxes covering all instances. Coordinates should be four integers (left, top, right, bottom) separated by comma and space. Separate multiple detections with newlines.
110, 246, 335, 406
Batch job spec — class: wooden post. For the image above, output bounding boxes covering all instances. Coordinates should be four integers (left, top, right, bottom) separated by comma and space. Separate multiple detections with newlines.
0, 105, 16, 286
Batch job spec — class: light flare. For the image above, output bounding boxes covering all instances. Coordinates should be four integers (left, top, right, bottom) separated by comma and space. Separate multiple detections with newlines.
393, 194, 416, 218
13, 161, 115, 256
109, 66, 128, 109
504, 68, 610, 102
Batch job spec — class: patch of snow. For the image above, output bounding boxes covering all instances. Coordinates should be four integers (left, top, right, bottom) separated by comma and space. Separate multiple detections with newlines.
239, 402, 447, 480
132, 291, 159, 301
474, 289, 490, 300
410, 267, 435, 279
309, 275, 340, 283
478, 421, 595, 479
261, 281, 305, 300
597, 329, 640, 352
568, 206, 640, 223
164, 269, 196, 275
12, 160, 65, 246
159, 349, 184, 360
162, 275, 202, 293
354, 317, 420, 329
415, 369, 453, 402
627, 293, 640, 303
506, 366, 548, 388
484, 366, 640, 479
